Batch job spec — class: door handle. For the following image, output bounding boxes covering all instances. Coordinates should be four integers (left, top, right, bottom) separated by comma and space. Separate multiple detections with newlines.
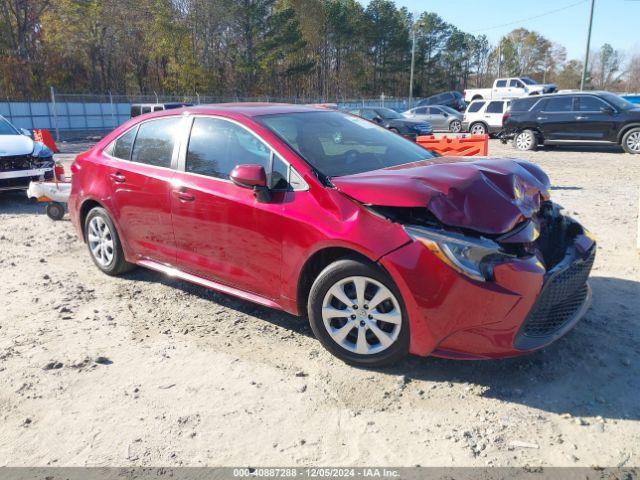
109, 172, 126, 183
173, 189, 195, 202
576, 115, 588, 120
536, 116, 548, 121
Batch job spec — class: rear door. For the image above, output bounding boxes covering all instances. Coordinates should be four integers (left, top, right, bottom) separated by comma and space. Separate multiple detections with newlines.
507, 79, 527, 99
537, 96, 577, 140
492, 79, 508, 99
484, 101, 506, 129
170, 116, 294, 300
106, 116, 184, 265
428, 107, 447, 130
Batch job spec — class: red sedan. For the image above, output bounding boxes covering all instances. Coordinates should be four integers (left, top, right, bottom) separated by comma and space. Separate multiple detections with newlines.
69, 104, 595, 366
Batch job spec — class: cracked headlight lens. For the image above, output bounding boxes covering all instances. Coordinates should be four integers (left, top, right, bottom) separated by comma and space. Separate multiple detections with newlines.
403, 225, 515, 282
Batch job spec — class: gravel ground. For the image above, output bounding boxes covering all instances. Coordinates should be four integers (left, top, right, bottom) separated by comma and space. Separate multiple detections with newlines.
0, 139, 639, 467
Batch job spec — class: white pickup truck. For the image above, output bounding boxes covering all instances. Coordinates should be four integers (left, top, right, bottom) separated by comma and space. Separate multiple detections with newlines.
463, 77, 556, 103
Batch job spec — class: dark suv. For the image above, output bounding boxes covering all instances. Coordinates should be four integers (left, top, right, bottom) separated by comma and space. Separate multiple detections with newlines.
503, 91, 640, 154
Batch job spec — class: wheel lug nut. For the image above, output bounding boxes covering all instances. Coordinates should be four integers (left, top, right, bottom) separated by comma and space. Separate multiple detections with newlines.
363, 304, 368, 309
368, 314, 373, 319
352, 305, 358, 310
350, 314, 356, 320
360, 320, 366, 327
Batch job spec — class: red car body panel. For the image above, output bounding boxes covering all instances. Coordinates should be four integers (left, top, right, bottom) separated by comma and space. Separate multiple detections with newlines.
69, 104, 595, 359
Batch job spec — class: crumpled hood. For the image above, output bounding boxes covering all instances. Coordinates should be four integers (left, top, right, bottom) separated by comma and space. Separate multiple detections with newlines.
331, 157, 551, 235
0, 134, 34, 157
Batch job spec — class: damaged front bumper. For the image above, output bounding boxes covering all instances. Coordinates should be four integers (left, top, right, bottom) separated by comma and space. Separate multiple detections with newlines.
379, 212, 596, 359
0, 156, 54, 191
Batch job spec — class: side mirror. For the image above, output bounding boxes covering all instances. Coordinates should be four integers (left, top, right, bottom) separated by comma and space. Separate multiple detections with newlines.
443, 112, 449, 117
600, 106, 615, 115
230, 164, 271, 202
20, 128, 32, 137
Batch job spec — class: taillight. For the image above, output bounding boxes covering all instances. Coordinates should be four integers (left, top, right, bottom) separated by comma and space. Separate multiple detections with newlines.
502, 112, 510, 125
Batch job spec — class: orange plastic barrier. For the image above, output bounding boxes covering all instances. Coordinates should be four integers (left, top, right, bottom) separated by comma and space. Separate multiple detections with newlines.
32, 128, 60, 153
416, 134, 488, 157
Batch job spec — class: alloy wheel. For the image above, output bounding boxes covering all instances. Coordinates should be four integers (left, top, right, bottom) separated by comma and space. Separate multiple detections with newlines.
87, 216, 114, 267
516, 131, 534, 150
470, 124, 486, 135
450, 120, 462, 133
321, 276, 402, 355
626, 131, 640, 153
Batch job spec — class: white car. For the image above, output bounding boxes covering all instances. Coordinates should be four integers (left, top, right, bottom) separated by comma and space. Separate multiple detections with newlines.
463, 77, 556, 103
0, 115, 54, 191
462, 99, 510, 136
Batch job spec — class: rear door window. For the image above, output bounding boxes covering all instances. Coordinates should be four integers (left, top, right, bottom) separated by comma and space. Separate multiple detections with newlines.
110, 127, 138, 160
511, 97, 539, 112
486, 101, 504, 114
130, 117, 182, 168
414, 107, 427, 114
467, 101, 485, 113
543, 97, 575, 112
495, 80, 507, 88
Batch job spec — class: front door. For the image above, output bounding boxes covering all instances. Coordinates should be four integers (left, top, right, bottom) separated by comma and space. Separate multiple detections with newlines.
170, 116, 290, 301
106, 117, 183, 265
571, 96, 618, 141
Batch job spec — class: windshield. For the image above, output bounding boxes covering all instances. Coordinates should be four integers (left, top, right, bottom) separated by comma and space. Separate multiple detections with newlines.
600, 92, 636, 111
521, 77, 537, 85
258, 111, 435, 177
376, 108, 402, 119
0, 117, 19, 135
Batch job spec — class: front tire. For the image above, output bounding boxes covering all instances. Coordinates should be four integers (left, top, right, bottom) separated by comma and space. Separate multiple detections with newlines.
622, 128, 640, 154
84, 207, 134, 276
514, 129, 538, 151
307, 258, 409, 367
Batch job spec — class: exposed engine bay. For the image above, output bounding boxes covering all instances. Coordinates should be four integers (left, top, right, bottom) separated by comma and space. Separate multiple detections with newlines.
0, 154, 54, 190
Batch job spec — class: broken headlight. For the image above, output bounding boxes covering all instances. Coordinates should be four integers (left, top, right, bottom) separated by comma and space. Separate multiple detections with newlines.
403, 225, 515, 282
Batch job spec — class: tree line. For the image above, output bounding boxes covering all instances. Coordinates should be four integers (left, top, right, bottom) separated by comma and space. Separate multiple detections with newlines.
0, 0, 637, 101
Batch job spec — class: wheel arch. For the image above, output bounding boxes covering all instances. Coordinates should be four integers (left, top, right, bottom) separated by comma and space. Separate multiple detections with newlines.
296, 247, 385, 316
471, 95, 483, 101
469, 121, 489, 133
617, 123, 640, 143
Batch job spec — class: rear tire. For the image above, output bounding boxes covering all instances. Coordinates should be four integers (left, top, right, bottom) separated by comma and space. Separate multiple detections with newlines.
84, 207, 135, 276
621, 128, 640, 154
45, 202, 65, 221
307, 258, 410, 367
449, 120, 462, 133
470, 122, 487, 135
389, 127, 400, 134
514, 129, 538, 151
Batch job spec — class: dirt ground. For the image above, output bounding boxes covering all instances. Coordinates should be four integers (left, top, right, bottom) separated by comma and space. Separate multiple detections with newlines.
0, 139, 639, 467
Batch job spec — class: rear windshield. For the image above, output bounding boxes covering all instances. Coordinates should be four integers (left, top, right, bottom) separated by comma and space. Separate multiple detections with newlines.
258, 111, 435, 178
0, 117, 19, 135
467, 101, 485, 113
510, 97, 540, 112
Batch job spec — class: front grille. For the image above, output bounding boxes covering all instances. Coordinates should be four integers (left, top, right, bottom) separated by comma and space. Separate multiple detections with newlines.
0, 154, 35, 171
520, 247, 595, 339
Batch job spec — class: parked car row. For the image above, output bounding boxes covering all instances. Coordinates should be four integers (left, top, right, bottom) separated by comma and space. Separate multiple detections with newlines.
503, 91, 640, 154
347, 107, 433, 140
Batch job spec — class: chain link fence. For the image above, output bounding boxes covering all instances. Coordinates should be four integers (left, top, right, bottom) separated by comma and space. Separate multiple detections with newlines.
0, 90, 419, 141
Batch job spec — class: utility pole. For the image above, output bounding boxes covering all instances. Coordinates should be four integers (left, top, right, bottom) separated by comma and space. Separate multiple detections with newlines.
409, 26, 416, 109
497, 41, 502, 78
580, 0, 596, 91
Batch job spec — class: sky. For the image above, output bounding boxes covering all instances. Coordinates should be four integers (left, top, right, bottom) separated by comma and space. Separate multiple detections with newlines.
360, 0, 639, 60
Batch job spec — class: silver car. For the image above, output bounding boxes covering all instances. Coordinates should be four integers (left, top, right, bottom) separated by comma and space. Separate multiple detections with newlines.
402, 105, 463, 133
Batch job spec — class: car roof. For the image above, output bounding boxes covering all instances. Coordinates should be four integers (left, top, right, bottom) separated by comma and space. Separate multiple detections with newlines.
514, 90, 611, 101
183, 103, 322, 117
